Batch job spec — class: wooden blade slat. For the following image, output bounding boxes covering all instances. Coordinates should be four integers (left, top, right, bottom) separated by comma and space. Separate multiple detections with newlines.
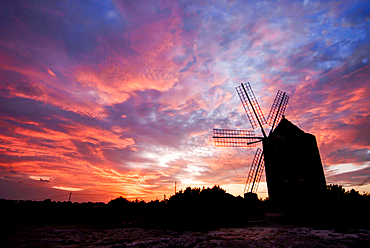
213, 129, 258, 147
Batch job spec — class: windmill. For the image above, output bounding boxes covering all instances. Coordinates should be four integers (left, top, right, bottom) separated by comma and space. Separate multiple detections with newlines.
213, 82, 327, 205
213, 82, 289, 197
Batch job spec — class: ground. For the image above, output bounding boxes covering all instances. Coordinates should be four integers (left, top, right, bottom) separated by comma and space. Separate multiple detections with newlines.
1, 222, 370, 247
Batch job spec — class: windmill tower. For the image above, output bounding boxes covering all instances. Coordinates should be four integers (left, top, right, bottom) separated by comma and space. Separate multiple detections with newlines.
213, 82, 326, 206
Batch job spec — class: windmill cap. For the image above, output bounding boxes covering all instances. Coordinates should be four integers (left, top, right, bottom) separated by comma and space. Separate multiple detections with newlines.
270, 117, 304, 138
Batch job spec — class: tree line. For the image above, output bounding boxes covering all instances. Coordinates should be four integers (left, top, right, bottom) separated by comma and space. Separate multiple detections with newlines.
1, 184, 369, 230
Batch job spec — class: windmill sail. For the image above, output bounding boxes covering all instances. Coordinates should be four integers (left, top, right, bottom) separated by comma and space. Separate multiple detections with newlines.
213, 129, 259, 147
213, 82, 296, 199
244, 148, 265, 194
236, 82, 267, 131
267, 90, 289, 130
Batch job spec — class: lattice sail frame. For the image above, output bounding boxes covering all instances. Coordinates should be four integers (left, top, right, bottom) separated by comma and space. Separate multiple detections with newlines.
213, 129, 257, 147
213, 82, 289, 195
236, 82, 267, 130
267, 90, 289, 130
244, 148, 265, 194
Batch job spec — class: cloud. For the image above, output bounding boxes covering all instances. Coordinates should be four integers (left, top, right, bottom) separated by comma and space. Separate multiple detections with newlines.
1, 0, 370, 202
326, 165, 370, 187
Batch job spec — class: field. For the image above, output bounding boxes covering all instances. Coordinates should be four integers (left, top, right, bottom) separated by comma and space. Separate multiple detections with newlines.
2, 221, 370, 247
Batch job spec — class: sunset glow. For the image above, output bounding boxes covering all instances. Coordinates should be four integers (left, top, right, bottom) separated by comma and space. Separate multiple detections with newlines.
1, 0, 370, 202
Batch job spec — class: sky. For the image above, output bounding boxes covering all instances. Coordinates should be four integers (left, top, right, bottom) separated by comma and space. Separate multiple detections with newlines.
0, 0, 369, 203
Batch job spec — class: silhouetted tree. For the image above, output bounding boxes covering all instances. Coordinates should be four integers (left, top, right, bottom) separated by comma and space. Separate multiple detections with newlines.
108, 196, 131, 206
326, 184, 346, 198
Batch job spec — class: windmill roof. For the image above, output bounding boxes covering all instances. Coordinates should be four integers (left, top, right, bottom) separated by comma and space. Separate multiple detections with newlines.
270, 116, 305, 138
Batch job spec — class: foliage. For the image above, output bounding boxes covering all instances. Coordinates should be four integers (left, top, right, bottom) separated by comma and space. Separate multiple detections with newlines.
2, 184, 369, 230
108, 196, 131, 206
326, 184, 369, 200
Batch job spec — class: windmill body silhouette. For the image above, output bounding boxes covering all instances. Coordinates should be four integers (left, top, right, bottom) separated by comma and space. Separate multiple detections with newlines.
213, 83, 326, 204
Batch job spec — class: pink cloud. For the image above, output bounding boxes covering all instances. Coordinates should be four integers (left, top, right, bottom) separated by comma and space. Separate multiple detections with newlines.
1, 0, 370, 202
